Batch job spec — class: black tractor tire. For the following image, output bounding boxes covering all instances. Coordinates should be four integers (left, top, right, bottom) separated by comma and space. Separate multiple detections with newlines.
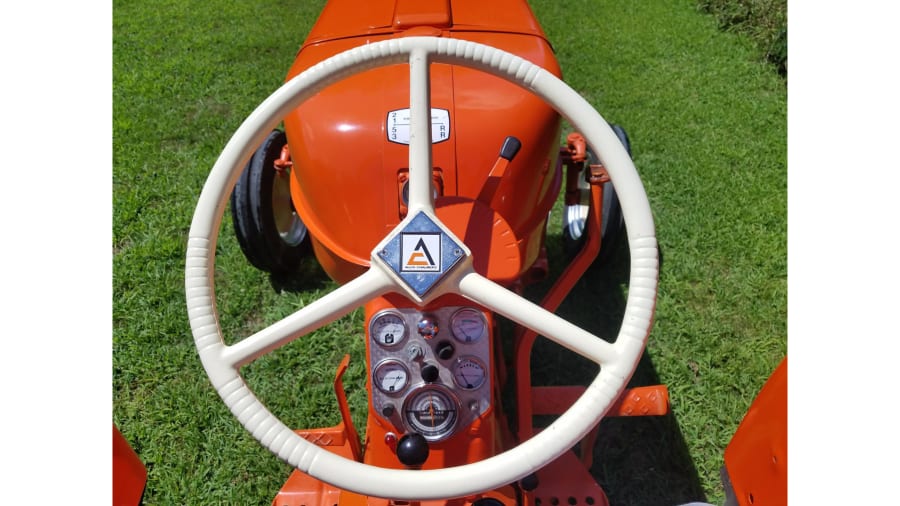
230, 130, 310, 274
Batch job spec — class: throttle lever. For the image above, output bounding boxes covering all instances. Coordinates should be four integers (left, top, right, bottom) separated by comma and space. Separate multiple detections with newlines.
477, 135, 521, 204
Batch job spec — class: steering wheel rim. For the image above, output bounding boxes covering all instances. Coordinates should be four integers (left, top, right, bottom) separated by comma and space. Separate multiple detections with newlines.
186, 36, 658, 500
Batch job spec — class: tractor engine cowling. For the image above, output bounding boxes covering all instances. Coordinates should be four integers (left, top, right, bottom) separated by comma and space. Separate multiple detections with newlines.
283, 15, 563, 285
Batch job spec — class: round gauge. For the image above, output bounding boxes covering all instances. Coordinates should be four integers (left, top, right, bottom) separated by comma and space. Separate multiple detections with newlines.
373, 360, 410, 395
452, 356, 487, 390
450, 308, 487, 343
403, 386, 460, 442
370, 311, 407, 347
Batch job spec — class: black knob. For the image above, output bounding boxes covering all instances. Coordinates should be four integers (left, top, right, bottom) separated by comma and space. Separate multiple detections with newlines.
396, 433, 429, 468
520, 472, 539, 491
381, 404, 395, 417
436, 341, 455, 360
499, 136, 522, 161
421, 363, 440, 383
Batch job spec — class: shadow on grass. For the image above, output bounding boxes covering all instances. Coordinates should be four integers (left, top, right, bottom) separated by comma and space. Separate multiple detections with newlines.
268, 254, 332, 293
592, 359, 707, 506
526, 237, 706, 506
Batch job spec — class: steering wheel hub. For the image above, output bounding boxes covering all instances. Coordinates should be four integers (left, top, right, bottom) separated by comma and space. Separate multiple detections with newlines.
375, 210, 469, 301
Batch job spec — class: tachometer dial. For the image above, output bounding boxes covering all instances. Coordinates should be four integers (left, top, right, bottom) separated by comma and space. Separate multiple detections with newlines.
450, 308, 486, 343
403, 386, 459, 442
373, 360, 410, 395
370, 311, 407, 347
452, 356, 486, 390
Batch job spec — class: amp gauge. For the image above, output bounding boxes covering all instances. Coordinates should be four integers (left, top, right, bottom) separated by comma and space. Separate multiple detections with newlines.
450, 308, 487, 343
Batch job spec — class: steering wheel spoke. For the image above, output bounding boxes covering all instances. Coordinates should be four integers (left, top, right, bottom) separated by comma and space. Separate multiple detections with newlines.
223, 269, 394, 369
458, 271, 618, 365
406, 47, 435, 214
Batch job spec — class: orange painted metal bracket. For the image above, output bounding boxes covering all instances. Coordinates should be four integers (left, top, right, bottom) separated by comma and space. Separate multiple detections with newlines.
587, 163, 609, 185
273, 143, 292, 173
565, 132, 588, 163
513, 153, 604, 439
333, 354, 362, 461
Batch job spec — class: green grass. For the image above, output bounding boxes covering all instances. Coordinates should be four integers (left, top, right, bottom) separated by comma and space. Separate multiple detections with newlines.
698, 0, 787, 76
113, 1, 786, 504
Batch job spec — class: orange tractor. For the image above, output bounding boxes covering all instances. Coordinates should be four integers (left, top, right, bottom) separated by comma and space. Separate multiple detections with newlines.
178, 1, 785, 505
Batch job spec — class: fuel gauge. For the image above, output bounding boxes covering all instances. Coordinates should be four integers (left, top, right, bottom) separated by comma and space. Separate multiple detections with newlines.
370, 311, 407, 347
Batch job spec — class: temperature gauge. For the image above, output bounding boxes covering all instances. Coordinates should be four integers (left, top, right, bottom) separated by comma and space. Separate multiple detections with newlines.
373, 360, 410, 395
403, 386, 460, 442
450, 308, 486, 343
452, 357, 487, 390
370, 311, 407, 347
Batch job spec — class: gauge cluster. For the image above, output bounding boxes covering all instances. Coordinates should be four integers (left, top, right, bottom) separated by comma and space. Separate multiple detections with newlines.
368, 306, 491, 442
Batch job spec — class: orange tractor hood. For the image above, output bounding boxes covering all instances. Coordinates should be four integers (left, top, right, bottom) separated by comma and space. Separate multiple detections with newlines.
282, 0, 563, 284
299, 0, 554, 48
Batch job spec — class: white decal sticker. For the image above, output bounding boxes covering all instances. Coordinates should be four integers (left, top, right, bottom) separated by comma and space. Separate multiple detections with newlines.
386, 108, 450, 145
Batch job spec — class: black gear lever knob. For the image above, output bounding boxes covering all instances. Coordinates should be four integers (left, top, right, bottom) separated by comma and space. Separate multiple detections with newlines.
396, 432, 430, 468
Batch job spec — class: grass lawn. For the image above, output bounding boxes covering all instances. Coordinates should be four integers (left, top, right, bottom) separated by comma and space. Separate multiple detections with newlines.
113, 1, 786, 504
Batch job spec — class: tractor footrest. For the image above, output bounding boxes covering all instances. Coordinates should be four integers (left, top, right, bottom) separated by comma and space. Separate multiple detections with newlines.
524, 449, 610, 506
531, 385, 669, 417
271, 425, 362, 506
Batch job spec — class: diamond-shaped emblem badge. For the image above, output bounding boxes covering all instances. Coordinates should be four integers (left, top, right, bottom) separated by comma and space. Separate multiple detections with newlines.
377, 212, 465, 297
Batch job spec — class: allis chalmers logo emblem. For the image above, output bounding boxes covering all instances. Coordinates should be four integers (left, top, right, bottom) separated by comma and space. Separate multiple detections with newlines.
401, 233, 441, 272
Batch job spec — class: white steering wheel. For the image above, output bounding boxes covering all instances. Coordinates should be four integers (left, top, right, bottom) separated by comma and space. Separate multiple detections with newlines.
186, 36, 658, 500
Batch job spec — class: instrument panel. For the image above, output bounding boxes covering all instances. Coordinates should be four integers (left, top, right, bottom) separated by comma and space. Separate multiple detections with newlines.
368, 306, 491, 442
